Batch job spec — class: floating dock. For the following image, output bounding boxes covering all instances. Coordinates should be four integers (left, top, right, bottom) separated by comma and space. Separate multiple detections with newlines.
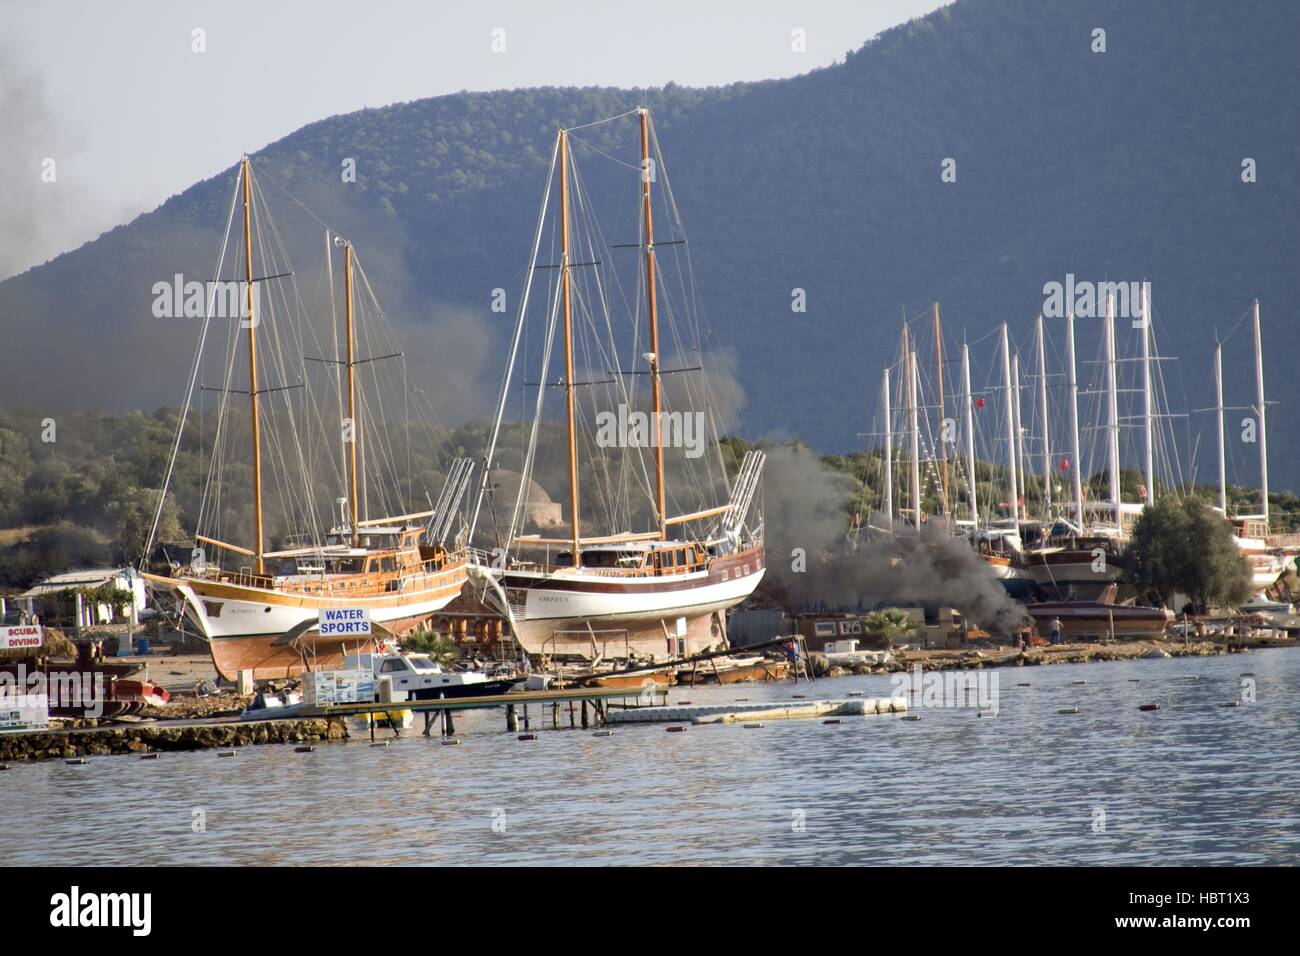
299, 685, 669, 737
607, 696, 907, 725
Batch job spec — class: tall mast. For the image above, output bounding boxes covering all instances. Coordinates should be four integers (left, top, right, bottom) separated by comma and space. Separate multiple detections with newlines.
932, 303, 949, 518
559, 129, 581, 561
240, 156, 264, 575
908, 349, 921, 535
1012, 353, 1024, 522
1214, 339, 1227, 514
1000, 323, 1019, 539
961, 343, 978, 526
1140, 281, 1155, 505
1035, 314, 1052, 522
1105, 294, 1122, 530
343, 240, 360, 545
881, 369, 893, 525
1066, 312, 1084, 530
1253, 299, 1268, 527
639, 108, 667, 539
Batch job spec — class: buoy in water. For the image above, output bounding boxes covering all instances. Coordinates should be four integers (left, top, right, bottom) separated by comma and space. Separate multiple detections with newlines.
441, 738, 461, 746
1059, 708, 1080, 715
1017, 683, 1031, 687
900, 715, 922, 721
1220, 701, 1242, 708
370, 741, 390, 748
744, 723, 764, 729
139, 753, 160, 760
65, 758, 88, 765
1072, 680, 1087, 685
1138, 704, 1160, 712
847, 691, 864, 697
666, 726, 688, 733
517, 734, 538, 741
593, 730, 614, 737
218, 751, 238, 757
823, 719, 843, 725
295, 746, 316, 753
792, 694, 806, 699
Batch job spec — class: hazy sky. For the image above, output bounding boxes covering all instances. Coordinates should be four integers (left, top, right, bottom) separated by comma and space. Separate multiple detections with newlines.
1, 0, 944, 280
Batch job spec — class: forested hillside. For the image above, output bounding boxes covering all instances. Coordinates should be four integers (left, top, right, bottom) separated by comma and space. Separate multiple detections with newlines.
1, 0, 1297, 484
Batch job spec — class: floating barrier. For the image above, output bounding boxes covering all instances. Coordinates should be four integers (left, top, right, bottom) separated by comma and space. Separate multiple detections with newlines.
1220, 701, 1242, 708
65, 758, 88, 765
517, 734, 538, 741
900, 715, 922, 721
593, 730, 614, 737
744, 723, 764, 729
1058, 708, 1079, 715
218, 750, 238, 757
666, 726, 688, 733
823, 719, 843, 725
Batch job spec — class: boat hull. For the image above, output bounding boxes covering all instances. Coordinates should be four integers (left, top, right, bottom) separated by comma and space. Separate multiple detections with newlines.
1023, 549, 1124, 601
1026, 601, 1172, 641
490, 546, 765, 660
144, 562, 468, 681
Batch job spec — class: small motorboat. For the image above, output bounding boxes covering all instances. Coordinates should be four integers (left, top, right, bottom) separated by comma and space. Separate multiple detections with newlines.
373, 653, 523, 700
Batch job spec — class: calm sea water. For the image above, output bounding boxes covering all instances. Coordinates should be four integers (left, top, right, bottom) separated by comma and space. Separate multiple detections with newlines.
5, 649, 1298, 866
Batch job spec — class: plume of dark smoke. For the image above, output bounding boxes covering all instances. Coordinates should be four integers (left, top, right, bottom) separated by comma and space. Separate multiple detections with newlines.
760, 444, 1030, 636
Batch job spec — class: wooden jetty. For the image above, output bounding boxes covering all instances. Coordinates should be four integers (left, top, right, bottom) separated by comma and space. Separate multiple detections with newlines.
298, 685, 668, 739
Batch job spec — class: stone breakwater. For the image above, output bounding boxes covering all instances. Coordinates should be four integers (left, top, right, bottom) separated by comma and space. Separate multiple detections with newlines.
0, 718, 347, 763
811, 639, 1266, 678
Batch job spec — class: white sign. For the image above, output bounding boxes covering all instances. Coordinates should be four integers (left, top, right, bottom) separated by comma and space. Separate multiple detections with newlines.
302, 670, 375, 706
0, 691, 49, 732
0, 625, 44, 651
318, 607, 371, 637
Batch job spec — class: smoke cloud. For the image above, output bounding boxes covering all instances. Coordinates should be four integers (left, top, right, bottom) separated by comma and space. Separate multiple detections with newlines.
759, 444, 1030, 635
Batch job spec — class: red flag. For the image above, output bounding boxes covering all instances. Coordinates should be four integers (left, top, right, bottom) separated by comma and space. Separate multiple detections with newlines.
1060, 457, 1070, 471
975, 396, 986, 409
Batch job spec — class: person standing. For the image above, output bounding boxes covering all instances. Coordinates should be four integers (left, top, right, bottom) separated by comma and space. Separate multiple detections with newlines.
1049, 616, 1063, 645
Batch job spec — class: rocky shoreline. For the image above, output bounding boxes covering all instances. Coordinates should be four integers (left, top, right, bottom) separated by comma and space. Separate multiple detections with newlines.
0, 717, 347, 764
812, 637, 1283, 677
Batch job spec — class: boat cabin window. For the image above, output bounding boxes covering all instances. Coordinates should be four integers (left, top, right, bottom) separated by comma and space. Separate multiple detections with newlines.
406, 656, 438, 672
327, 558, 364, 574
370, 556, 397, 574
379, 658, 412, 673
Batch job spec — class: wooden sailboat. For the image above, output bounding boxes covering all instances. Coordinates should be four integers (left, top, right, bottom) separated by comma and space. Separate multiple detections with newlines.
467, 110, 766, 661
142, 157, 470, 680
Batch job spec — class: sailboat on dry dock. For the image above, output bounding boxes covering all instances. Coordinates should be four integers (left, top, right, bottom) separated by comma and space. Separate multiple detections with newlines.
467, 110, 766, 661
142, 156, 471, 680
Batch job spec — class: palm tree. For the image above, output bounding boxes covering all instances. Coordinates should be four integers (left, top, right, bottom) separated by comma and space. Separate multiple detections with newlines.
860, 608, 918, 650
399, 629, 459, 667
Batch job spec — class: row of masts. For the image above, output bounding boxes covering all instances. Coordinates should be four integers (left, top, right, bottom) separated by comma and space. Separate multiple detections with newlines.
877, 292, 1270, 539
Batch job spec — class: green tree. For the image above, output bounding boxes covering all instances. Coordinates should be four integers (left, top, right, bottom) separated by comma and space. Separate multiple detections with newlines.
1124, 497, 1252, 612
399, 629, 459, 666
860, 608, 918, 650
